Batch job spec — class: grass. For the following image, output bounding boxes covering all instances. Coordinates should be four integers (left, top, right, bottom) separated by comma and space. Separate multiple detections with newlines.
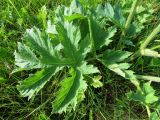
0, 0, 160, 119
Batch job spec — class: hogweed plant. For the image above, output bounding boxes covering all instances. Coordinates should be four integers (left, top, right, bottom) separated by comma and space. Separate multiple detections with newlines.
13, 0, 160, 119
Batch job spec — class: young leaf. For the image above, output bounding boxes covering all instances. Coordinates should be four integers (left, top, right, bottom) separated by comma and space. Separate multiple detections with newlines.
90, 75, 103, 88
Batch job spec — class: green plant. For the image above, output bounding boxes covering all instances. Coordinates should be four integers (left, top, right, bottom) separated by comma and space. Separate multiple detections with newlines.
13, 0, 160, 119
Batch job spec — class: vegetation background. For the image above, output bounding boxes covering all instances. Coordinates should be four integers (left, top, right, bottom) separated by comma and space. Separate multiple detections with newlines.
0, 0, 160, 119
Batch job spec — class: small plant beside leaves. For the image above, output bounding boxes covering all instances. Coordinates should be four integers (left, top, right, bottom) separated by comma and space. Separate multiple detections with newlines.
13, 0, 160, 119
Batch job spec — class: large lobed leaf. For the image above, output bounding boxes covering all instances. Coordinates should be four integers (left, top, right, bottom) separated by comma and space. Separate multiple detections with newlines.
52, 69, 84, 113
128, 82, 159, 105
95, 3, 126, 28
17, 67, 58, 99
14, 0, 130, 114
99, 49, 135, 79
14, 42, 41, 69
89, 18, 117, 50
14, 9, 96, 113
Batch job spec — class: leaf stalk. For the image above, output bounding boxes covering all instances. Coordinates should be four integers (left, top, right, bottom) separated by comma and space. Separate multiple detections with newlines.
88, 18, 97, 57
117, 0, 139, 49
140, 24, 160, 50
136, 75, 160, 82
125, 0, 139, 30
